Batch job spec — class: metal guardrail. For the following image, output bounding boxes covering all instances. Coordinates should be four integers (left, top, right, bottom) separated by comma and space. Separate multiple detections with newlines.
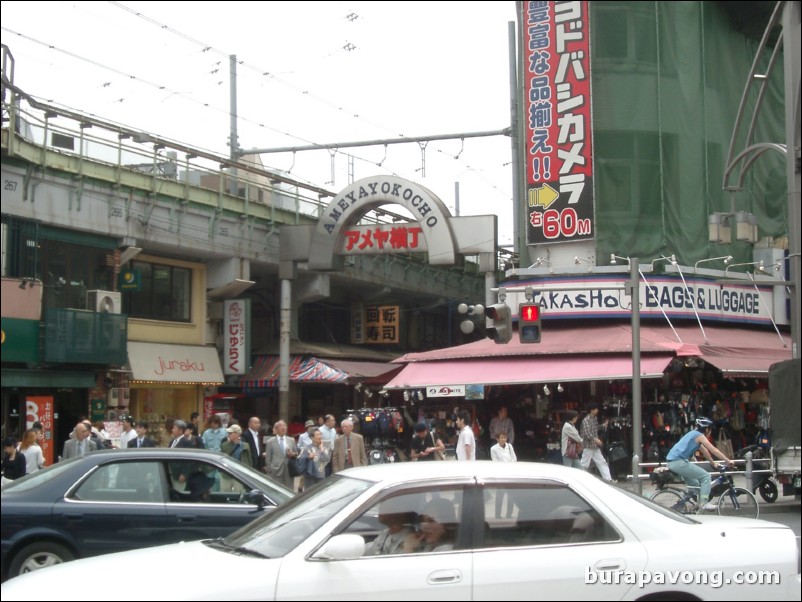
626, 453, 771, 496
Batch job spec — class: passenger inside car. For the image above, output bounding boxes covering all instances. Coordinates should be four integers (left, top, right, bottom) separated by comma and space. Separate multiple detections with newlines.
186, 471, 215, 502
403, 498, 457, 553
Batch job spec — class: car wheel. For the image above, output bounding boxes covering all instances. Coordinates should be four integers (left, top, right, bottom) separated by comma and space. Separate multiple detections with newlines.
8, 542, 75, 577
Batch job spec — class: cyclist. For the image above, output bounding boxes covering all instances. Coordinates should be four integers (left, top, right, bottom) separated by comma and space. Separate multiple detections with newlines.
666, 417, 735, 511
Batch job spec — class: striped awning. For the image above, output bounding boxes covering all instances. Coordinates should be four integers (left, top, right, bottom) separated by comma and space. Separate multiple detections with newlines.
239, 356, 350, 388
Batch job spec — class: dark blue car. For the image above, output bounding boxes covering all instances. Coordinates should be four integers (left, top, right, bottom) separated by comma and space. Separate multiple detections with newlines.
1, 448, 293, 579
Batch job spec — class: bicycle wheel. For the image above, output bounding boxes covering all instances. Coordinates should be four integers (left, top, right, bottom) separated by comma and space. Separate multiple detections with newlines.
717, 487, 759, 519
651, 489, 687, 512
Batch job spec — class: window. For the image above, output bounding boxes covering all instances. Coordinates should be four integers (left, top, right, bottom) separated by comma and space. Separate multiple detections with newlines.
39, 240, 114, 309
73, 461, 165, 504
592, 3, 659, 69
166, 460, 251, 504
343, 487, 464, 556
479, 483, 618, 548
595, 131, 668, 215
124, 260, 191, 322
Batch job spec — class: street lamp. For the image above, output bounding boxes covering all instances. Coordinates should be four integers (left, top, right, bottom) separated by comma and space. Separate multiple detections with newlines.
694, 255, 732, 271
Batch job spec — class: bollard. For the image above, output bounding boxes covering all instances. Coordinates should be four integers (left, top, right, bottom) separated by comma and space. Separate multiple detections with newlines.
744, 450, 753, 493
632, 453, 642, 496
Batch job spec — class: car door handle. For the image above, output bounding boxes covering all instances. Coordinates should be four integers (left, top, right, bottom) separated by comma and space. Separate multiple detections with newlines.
176, 515, 198, 523
427, 569, 462, 585
63, 514, 84, 521
593, 559, 625, 572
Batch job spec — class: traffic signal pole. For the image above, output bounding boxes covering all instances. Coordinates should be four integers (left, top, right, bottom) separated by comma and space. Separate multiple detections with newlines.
629, 258, 643, 495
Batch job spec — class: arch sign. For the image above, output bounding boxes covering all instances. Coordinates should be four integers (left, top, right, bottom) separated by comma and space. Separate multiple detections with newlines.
281, 175, 497, 271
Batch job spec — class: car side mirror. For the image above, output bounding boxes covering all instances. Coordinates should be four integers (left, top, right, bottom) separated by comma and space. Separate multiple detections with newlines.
245, 489, 268, 509
313, 534, 366, 561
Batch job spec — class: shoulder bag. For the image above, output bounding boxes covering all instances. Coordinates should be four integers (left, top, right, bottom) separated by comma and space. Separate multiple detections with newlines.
431, 433, 446, 461
565, 438, 582, 459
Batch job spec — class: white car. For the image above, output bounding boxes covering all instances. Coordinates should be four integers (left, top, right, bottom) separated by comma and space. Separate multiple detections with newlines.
2, 462, 799, 600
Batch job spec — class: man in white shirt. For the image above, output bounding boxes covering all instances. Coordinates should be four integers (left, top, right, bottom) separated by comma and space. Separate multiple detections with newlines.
119, 415, 137, 449
319, 414, 338, 476
455, 411, 475, 461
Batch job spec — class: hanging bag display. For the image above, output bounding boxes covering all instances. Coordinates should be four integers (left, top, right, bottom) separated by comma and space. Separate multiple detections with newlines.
716, 428, 734, 459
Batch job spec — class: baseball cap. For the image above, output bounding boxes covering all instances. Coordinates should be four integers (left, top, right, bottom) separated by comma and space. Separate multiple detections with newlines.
414, 422, 428, 432
304, 420, 315, 428
226, 424, 242, 434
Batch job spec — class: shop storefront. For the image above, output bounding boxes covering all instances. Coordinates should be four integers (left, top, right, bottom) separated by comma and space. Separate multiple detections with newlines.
236, 354, 401, 427
126, 342, 223, 445
383, 321, 791, 469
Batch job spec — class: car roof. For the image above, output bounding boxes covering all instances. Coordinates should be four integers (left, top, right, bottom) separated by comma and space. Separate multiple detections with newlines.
88, 448, 228, 458
338, 460, 609, 487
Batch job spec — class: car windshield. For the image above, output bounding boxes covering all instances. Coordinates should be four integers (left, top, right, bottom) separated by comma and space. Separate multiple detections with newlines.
224, 460, 295, 504
1, 456, 81, 492
220, 475, 373, 558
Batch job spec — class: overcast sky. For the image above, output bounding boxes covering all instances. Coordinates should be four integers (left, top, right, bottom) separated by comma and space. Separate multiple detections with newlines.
2, 1, 518, 246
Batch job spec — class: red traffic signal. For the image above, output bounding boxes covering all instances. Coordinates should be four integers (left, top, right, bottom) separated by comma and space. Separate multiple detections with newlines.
519, 303, 542, 343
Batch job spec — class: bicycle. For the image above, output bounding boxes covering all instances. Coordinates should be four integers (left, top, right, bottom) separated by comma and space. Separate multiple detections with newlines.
650, 465, 759, 519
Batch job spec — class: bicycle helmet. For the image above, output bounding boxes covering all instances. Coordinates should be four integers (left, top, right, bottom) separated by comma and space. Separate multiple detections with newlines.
695, 417, 713, 429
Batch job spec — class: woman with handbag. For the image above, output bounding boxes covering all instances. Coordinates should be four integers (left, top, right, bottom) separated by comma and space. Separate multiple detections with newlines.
561, 411, 583, 469
299, 428, 331, 491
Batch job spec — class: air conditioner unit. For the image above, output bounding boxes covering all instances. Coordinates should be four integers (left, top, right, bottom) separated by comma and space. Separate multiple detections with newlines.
87, 290, 122, 314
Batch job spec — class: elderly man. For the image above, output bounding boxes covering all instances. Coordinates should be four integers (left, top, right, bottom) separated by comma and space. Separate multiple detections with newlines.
319, 414, 338, 476
221, 424, 252, 468
170, 420, 195, 448
265, 420, 298, 489
62, 422, 97, 460
332, 418, 367, 473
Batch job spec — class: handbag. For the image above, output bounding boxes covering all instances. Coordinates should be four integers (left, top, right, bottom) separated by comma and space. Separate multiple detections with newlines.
716, 429, 734, 458
565, 438, 582, 459
606, 441, 628, 463
288, 455, 305, 478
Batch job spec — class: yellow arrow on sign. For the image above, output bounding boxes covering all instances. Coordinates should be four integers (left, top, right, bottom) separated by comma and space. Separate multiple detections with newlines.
527, 183, 559, 209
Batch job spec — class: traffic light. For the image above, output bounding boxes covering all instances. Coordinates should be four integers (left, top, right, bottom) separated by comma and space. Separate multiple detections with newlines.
485, 303, 512, 344
519, 303, 542, 343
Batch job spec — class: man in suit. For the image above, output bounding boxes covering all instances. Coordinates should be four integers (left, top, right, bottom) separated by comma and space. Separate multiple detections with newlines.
264, 420, 297, 489
62, 422, 98, 460
128, 420, 156, 448
241, 416, 265, 470
332, 418, 367, 473
169, 420, 195, 448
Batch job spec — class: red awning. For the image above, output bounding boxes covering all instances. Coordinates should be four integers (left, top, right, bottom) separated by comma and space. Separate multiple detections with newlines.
239, 356, 398, 388
385, 354, 673, 388
240, 356, 348, 387
390, 323, 790, 380
698, 347, 791, 377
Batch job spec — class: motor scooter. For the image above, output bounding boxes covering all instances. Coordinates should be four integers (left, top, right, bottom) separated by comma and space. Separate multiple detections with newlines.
735, 442, 779, 503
